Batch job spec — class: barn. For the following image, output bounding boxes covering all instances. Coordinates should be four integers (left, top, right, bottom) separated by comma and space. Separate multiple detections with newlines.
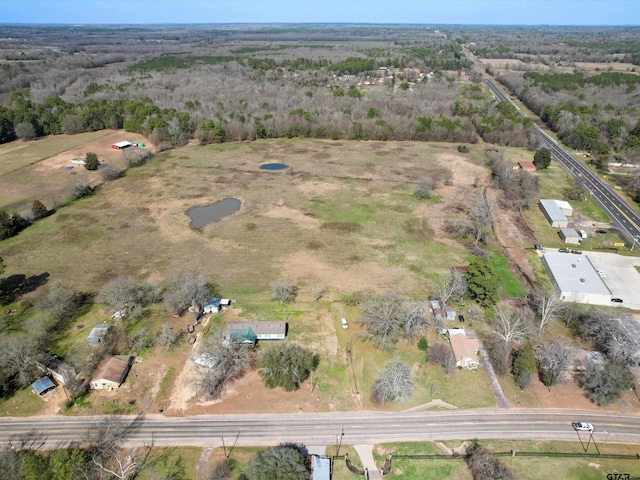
539, 199, 571, 228
111, 141, 133, 150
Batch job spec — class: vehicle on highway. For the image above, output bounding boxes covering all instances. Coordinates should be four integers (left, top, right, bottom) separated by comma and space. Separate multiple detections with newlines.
611, 298, 624, 303
341, 318, 348, 329
596, 229, 608, 234
572, 422, 593, 432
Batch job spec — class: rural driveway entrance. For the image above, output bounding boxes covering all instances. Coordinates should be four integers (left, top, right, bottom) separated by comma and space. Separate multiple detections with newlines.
467, 331, 511, 409
354, 445, 382, 480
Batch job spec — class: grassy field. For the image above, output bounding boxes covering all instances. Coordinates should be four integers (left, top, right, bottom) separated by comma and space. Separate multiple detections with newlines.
0, 131, 111, 176
373, 442, 472, 480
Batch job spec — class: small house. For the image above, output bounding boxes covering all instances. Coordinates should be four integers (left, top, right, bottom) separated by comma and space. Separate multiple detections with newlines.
31, 376, 56, 396
225, 321, 287, 340
36, 352, 76, 385
518, 161, 536, 172
88, 324, 112, 346
203, 298, 222, 314
559, 228, 581, 245
90, 355, 133, 390
448, 329, 480, 369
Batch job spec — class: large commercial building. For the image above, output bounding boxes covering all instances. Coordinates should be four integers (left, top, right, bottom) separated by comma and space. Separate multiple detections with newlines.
542, 251, 612, 305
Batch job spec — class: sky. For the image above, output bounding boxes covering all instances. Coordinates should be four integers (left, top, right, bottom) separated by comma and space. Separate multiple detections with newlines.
1, 0, 639, 26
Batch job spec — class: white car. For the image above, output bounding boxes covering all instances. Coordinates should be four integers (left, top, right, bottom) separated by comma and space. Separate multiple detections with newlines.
341, 318, 348, 330
597, 270, 606, 278
572, 422, 593, 432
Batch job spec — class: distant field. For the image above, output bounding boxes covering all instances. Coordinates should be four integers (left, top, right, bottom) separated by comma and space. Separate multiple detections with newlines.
0, 131, 110, 176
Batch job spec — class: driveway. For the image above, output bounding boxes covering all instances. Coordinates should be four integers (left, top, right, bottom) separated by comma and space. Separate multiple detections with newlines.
585, 251, 640, 310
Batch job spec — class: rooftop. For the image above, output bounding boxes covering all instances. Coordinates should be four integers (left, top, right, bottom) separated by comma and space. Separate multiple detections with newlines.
226, 321, 287, 337
92, 355, 133, 384
543, 252, 611, 296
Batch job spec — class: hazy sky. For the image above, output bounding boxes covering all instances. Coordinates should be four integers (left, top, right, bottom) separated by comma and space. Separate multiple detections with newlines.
2, 0, 638, 25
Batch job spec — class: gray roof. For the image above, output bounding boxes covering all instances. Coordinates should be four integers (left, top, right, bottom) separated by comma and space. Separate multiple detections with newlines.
88, 324, 111, 346
560, 228, 580, 238
543, 252, 611, 297
31, 376, 56, 395
226, 321, 287, 337
539, 199, 567, 223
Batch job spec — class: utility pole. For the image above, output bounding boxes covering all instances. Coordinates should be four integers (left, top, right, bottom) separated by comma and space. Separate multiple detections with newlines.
336, 428, 344, 456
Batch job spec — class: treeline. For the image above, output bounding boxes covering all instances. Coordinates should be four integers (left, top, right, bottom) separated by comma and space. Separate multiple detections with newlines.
497, 71, 640, 157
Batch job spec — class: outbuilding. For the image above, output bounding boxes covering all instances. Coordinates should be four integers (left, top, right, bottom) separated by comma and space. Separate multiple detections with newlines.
88, 324, 112, 346
31, 376, 56, 396
539, 199, 569, 228
518, 161, 536, 172
559, 228, 581, 244
111, 141, 133, 150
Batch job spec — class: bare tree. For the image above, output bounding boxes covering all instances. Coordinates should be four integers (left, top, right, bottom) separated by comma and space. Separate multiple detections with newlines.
434, 270, 468, 311
164, 274, 212, 316
372, 357, 414, 404
14, 121, 37, 140
531, 289, 563, 336
311, 282, 327, 301
469, 193, 495, 246
0, 334, 40, 388
271, 278, 296, 305
578, 309, 640, 366
158, 323, 180, 349
66, 175, 94, 199
197, 331, 250, 400
361, 291, 427, 350
36, 280, 82, 324
536, 341, 572, 386
489, 302, 532, 348
427, 342, 455, 374
98, 276, 148, 320
61, 114, 84, 134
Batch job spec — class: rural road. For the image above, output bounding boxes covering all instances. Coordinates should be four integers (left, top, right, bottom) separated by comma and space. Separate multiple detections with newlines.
1, 409, 639, 449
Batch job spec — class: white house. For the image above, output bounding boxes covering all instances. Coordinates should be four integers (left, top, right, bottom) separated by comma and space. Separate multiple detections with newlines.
225, 322, 287, 340
448, 329, 480, 369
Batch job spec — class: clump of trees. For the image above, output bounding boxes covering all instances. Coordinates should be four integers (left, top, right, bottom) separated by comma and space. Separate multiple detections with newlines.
464, 258, 499, 307
257, 343, 318, 391
243, 445, 309, 480
84, 151, 100, 170
427, 342, 456, 374
512, 343, 536, 390
465, 441, 514, 480
372, 357, 414, 404
533, 147, 551, 169
163, 274, 212, 317
360, 291, 427, 350
0, 209, 30, 240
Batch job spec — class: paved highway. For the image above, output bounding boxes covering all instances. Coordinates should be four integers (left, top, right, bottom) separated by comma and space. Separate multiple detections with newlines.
1, 409, 639, 448
484, 77, 640, 248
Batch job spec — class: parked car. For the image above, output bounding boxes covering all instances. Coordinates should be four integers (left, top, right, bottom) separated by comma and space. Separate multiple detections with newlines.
458, 315, 465, 323
558, 248, 569, 253
341, 318, 348, 329
611, 298, 624, 303
596, 229, 607, 234
597, 270, 606, 277
572, 422, 593, 432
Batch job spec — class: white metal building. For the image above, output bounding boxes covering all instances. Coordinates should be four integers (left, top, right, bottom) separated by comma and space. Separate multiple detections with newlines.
542, 252, 612, 305
539, 199, 572, 228
559, 228, 581, 244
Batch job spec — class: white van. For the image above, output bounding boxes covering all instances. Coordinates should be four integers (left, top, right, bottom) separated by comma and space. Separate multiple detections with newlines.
341, 318, 349, 329
578, 230, 587, 239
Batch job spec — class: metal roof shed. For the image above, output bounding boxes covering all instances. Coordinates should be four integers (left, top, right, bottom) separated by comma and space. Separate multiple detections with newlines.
539, 199, 568, 228
31, 376, 56, 396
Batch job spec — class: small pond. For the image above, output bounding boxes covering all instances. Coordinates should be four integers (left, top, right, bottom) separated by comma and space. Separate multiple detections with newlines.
185, 198, 241, 229
259, 163, 289, 171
